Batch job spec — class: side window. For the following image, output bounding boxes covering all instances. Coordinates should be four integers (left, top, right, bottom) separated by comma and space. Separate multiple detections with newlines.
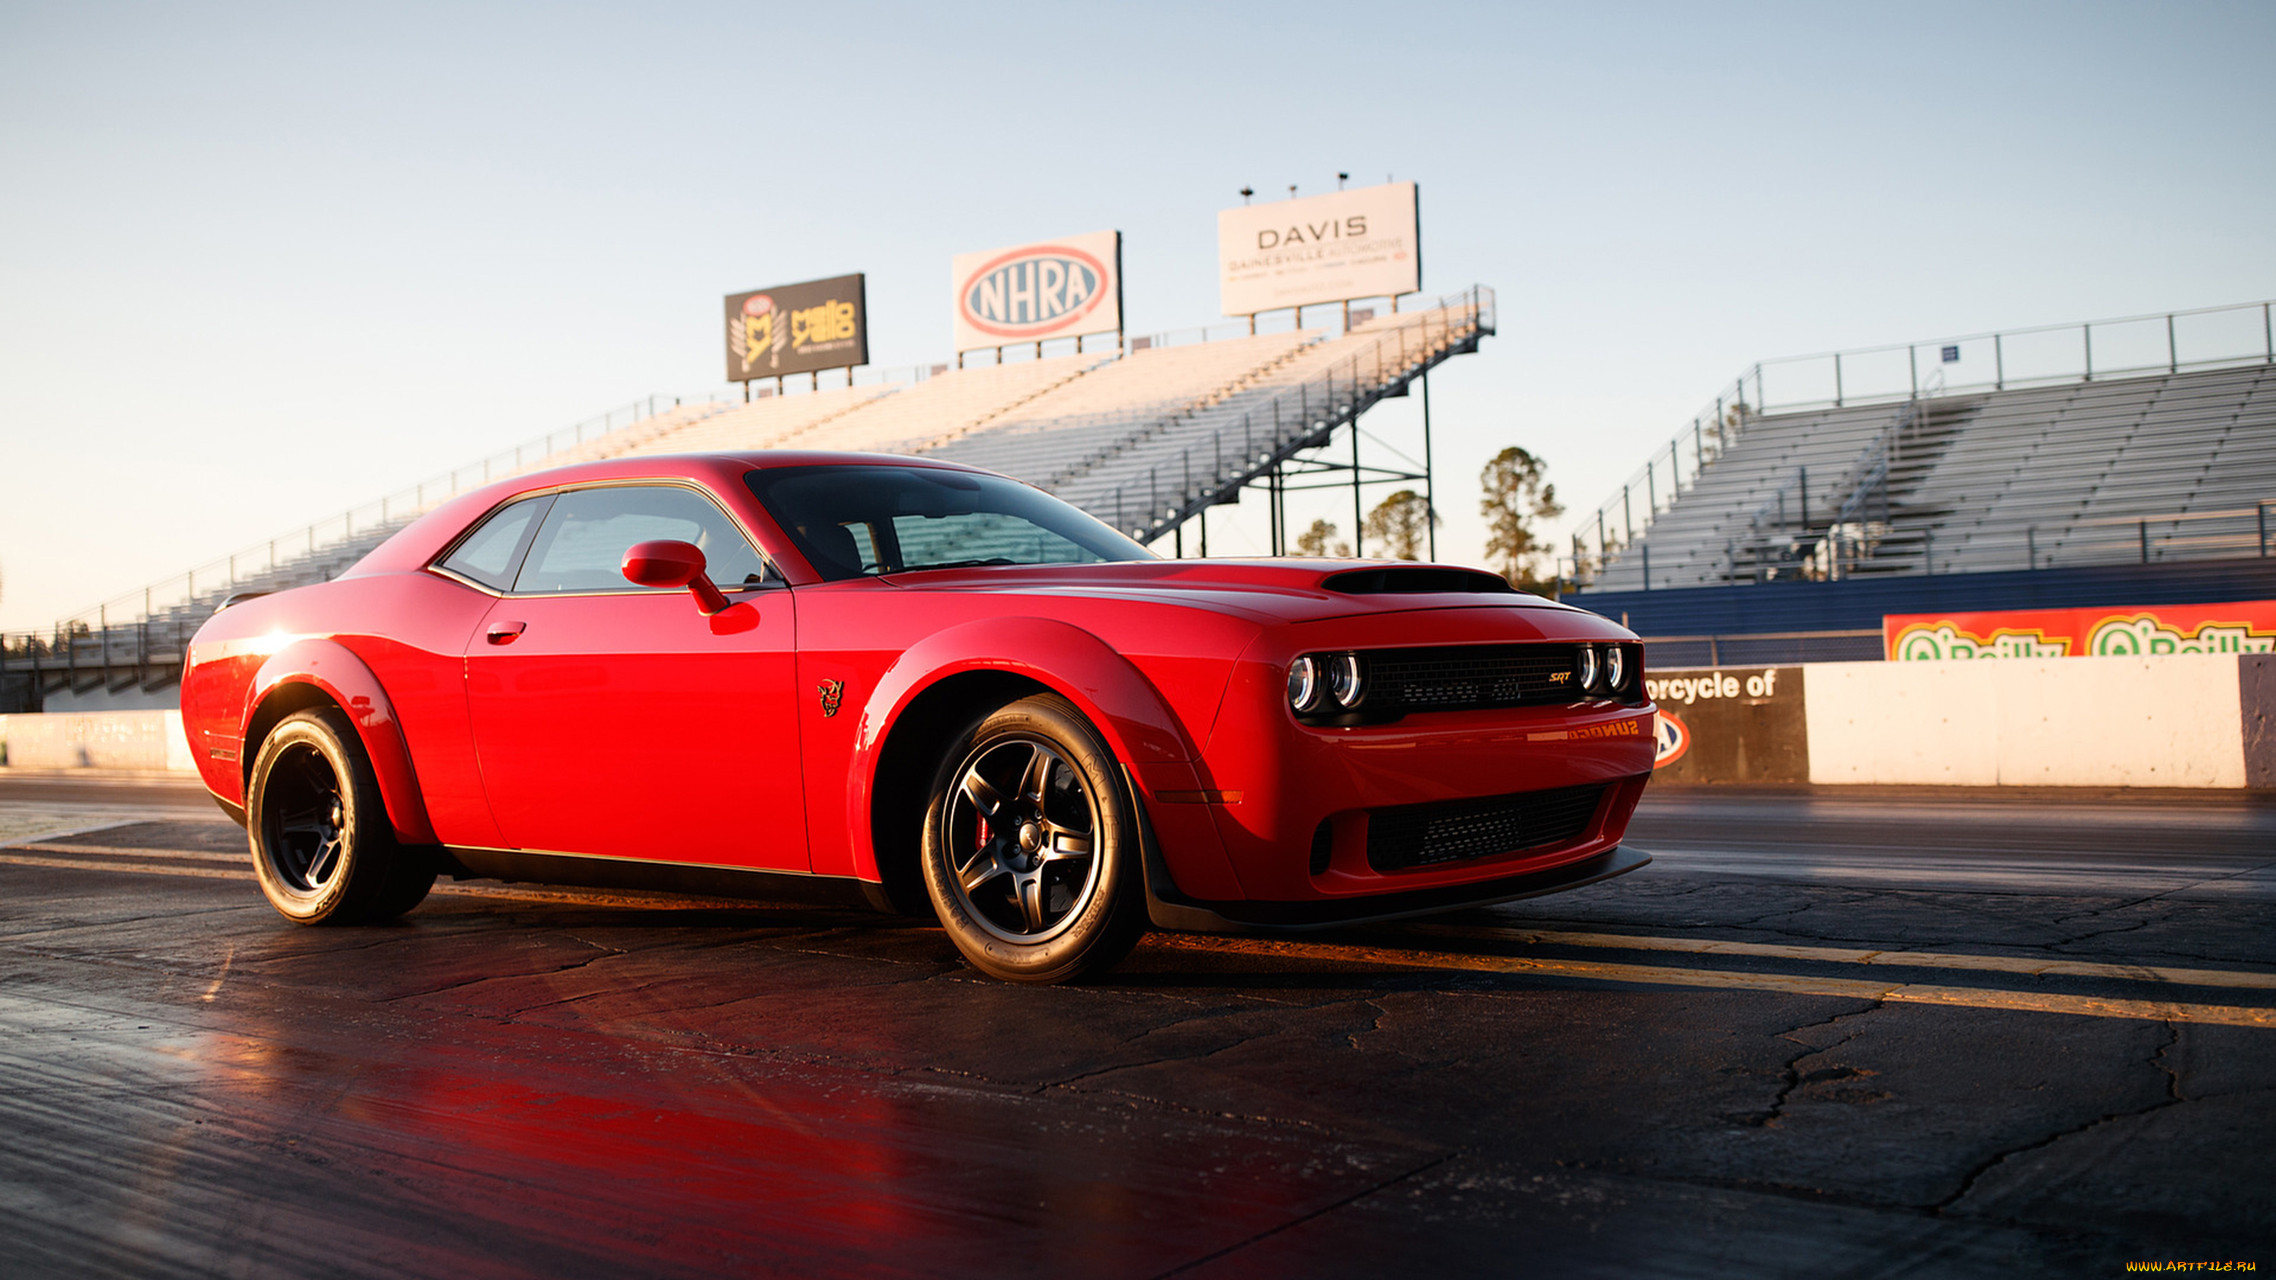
512, 486, 770, 595
437, 495, 550, 590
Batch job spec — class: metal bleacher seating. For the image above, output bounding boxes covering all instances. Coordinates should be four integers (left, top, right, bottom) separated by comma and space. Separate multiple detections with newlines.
5, 288, 1495, 711
1582, 361, 2275, 593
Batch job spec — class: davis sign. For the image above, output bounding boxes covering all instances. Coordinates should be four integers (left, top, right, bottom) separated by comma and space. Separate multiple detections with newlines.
951, 230, 1122, 353
1217, 182, 1420, 317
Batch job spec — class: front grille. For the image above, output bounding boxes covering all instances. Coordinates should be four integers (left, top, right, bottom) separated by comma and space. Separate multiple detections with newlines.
1368, 644, 1587, 713
1365, 782, 1607, 872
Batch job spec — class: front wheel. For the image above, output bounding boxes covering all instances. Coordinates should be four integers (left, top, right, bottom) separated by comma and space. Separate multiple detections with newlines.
920, 694, 1147, 983
247, 707, 435, 925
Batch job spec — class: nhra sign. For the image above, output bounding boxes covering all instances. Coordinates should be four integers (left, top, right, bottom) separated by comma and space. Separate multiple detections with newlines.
951, 230, 1122, 353
1886, 601, 2276, 660
1218, 182, 1420, 316
724, 273, 869, 382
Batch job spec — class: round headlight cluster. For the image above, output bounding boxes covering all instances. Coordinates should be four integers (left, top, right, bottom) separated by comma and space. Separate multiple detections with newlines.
1578, 643, 1637, 697
1288, 652, 1366, 714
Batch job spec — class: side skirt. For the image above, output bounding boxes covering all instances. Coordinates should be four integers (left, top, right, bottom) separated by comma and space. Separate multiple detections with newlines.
436, 846, 896, 915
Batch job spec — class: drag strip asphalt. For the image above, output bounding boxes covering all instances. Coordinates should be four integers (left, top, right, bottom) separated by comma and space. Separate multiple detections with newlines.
2, 776, 2273, 1277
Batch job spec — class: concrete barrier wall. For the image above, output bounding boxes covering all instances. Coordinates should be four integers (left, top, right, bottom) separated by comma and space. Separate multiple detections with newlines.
1654, 653, 2272, 789
1803, 655, 2248, 787
0, 710, 197, 772
7, 658, 2273, 788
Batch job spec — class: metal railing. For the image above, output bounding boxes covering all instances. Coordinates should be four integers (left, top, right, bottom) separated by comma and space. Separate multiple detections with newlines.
1577, 500, 2273, 593
1639, 629, 1886, 667
11, 393, 730, 652
1093, 287, 1495, 547
1568, 299, 2276, 587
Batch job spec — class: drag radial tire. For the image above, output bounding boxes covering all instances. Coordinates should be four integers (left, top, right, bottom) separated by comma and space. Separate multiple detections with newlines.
920, 694, 1147, 983
247, 707, 434, 925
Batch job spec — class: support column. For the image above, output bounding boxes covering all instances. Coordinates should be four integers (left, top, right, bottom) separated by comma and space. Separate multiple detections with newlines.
1351, 421, 1363, 558
1422, 370, 1436, 561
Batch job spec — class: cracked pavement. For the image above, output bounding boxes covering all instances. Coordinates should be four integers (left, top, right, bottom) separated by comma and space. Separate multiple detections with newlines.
1, 777, 2272, 1277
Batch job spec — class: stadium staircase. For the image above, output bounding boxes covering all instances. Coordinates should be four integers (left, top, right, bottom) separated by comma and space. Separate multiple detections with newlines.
3, 288, 1494, 712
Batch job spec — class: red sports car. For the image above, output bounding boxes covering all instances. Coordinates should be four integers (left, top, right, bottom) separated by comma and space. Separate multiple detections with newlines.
181, 452, 1654, 982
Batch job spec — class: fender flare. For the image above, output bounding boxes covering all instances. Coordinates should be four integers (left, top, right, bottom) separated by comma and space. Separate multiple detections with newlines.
241, 639, 439, 846
843, 616, 1199, 882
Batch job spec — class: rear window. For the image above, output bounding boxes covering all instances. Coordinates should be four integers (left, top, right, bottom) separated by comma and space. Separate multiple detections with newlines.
437, 495, 549, 590
744, 465, 1151, 581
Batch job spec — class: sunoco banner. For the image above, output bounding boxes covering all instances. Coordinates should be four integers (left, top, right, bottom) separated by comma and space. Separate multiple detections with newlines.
1885, 601, 2276, 660
1217, 182, 1420, 317
724, 273, 869, 382
951, 231, 1122, 353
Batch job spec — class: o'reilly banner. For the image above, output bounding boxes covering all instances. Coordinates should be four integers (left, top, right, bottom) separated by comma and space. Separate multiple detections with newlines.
724, 273, 869, 382
951, 230, 1122, 353
1217, 182, 1420, 317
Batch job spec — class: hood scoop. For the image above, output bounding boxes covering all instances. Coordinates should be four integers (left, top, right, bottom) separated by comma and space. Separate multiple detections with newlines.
1321, 567, 1516, 595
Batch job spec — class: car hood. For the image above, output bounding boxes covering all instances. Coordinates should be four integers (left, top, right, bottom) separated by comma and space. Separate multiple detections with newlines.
875, 559, 1587, 625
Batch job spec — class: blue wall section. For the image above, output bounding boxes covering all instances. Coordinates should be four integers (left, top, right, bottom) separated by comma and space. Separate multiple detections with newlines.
1565, 557, 2276, 636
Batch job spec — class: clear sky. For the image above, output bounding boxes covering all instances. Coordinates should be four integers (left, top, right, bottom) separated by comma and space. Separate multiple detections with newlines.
2, 0, 2270, 630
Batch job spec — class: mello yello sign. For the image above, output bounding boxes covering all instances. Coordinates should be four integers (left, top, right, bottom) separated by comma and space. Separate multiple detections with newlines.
1885, 601, 2276, 660
724, 274, 869, 382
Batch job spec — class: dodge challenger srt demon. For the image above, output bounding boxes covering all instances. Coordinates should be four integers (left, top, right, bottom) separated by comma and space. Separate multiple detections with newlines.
181, 452, 1656, 982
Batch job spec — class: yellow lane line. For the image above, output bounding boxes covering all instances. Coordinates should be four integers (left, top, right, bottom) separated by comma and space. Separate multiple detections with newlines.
21, 843, 246, 864
1147, 935, 2276, 1029
0, 852, 247, 880
0, 851, 779, 909
11, 849, 2274, 1025
1408, 925, 2276, 991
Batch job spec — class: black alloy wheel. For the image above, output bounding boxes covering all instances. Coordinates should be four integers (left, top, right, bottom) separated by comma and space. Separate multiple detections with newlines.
264, 741, 348, 893
920, 694, 1146, 983
247, 707, 434, 925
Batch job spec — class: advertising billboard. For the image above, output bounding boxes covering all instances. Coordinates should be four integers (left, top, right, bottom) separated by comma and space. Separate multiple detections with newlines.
1217, 182, 1420, 317
1643, 666, 1809, 784
951, 231, 1122, 353
724, 273, 869, 382
1884, 601, 2276, 660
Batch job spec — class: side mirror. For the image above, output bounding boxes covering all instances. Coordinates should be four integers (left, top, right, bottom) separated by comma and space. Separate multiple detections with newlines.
621, 540, 730, 615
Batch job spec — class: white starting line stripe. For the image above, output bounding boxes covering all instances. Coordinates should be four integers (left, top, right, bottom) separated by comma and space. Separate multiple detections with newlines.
1409, 924, 2276, 991
1148, 935, 2276, 1029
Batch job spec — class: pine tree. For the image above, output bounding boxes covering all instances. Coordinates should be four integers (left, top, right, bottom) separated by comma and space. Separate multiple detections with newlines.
1480, 446, 1564, 591
1362, 490, 1437, 561
1293, 519, 1350, 558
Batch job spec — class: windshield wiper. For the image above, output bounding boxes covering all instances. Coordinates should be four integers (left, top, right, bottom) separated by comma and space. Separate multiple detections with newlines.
900, 558, 1020, 572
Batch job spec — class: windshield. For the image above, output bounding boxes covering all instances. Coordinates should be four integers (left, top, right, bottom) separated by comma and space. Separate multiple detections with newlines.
744, 465, 1156, 581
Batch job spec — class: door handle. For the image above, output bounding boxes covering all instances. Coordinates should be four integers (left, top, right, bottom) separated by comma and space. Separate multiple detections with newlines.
486, 621, 527, 645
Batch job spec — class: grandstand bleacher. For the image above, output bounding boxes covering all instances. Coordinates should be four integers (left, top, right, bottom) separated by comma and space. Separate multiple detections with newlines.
1568, 300, 2276, 660
1, 289, 1493, 712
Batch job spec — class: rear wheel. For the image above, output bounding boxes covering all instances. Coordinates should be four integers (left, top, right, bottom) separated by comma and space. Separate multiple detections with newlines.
920, 694, 1146, 983
247, 707, 434, 925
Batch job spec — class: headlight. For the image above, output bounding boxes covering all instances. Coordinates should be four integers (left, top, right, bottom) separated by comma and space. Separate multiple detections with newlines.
1328, 653, 1365, 708
1287, 655, 1324, 712
1604, 644, 1628, 693
1575, 644, 1601, 693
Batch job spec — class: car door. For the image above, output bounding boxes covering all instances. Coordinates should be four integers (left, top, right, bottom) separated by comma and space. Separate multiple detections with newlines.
462, 482, 808, 870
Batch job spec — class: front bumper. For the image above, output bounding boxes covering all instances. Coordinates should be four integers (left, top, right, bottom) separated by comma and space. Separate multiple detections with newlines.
1141, 833, 1651, 932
